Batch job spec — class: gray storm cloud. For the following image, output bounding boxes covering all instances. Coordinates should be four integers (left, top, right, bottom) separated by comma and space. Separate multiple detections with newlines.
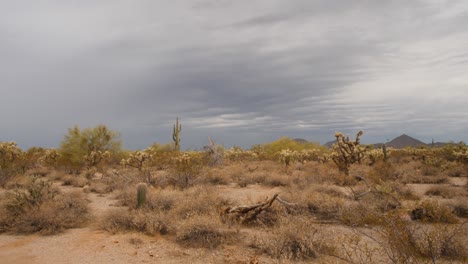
1, 0, 467, 149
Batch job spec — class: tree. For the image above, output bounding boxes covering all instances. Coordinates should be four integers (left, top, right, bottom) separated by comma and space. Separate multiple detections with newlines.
59, 125, 121, 171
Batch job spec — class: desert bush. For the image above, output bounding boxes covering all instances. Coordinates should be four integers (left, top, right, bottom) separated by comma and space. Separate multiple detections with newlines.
413, 223, 468, 261
101, 209, 168, 235
61, 175, 88, 187
175, 215, 234, 249
58, 125, 121, 172
170, 152, 206, 189
447, 201, 468, 218
425, 185, 465, 198
251, 217, 335, 261
250, 137, 325, 161
0, 142, 23, 186
410, 200, 458, 223
0, 179, 89, 235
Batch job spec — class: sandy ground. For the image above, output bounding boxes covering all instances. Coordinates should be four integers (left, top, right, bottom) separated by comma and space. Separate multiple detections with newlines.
0, 183, 279, 264
0, 176, 466, 264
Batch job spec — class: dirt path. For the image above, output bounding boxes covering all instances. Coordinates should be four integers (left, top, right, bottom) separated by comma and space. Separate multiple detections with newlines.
0, 184, 272, 264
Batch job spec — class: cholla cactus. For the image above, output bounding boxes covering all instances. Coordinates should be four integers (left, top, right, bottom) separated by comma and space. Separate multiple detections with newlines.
0, 142, 23, 169
172, 151, 203, 188
83, 150, 110, 168
331, 131, 366, 175
225, 147, 258, 162
278, 149, 296, 167
295, 149, 320, 164
366, 147, 393, 166
39, 149, 61, 167
453, 148, 468, 164
120, 150, 153, 171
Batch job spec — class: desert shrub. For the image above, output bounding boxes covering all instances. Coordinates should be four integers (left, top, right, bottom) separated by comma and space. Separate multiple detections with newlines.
175, 215, 234, 249
0, 180, 89, 235
196, 168, 229, 185
402, 175, 448, 184
58, 125, 121, 172
169, 152, 206, 188
344, 212, 468, 263
413, 224, 468, 261
340, 202, 384, 226
170, 186, 222, 219
367, 161, 398, 182
101, 209, 168, 235
425, 185, 465, 198
250, 137, 325, 161
0, 142, 24, 186
251, 217, 335, 261
447, 201, 468, 218
62, 175, 88, 187
410, 200, 458, 223
446, 163, 468, 177
284, 187, 346, 220
86, 181, 112, 194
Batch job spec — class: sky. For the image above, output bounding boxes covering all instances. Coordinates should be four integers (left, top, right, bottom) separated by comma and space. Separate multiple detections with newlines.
1, 0, 468, 150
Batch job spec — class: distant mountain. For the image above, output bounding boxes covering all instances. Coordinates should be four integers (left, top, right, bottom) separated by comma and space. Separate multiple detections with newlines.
324, 140, 336, 148
293, 138, 309, 144
323, 134, 439, 149
386, 134, 427, 148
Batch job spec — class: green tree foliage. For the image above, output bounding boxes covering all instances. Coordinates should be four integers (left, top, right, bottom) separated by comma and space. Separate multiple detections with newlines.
59, 125, 121, 171
250, 137, 325, 160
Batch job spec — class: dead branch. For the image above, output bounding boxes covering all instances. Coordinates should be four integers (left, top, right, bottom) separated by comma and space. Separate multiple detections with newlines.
220, 194, 306, 224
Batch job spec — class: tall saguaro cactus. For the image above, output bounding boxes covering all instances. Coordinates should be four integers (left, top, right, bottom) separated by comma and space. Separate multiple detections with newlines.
173, 117, 182, 151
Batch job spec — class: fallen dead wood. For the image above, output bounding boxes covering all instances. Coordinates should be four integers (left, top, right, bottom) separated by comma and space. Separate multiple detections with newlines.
221, 194, 301, 224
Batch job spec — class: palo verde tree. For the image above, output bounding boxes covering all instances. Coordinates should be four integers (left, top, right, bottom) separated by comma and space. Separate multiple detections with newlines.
59, 125, 121, 172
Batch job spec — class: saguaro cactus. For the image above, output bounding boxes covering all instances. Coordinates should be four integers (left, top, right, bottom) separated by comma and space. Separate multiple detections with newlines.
173, 117, 182, 151
136, 182, 147, 208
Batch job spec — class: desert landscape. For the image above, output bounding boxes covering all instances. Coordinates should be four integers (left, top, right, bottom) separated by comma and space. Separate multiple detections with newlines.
0, 125, 466, 263
2, 1, 468, 264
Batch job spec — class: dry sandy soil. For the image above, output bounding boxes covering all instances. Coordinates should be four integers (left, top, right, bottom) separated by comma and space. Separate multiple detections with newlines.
0, 183, 284, 264
0, 171, 466, 264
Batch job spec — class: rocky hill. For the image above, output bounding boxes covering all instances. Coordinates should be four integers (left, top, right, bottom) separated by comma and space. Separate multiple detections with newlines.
386, 134, 427, 148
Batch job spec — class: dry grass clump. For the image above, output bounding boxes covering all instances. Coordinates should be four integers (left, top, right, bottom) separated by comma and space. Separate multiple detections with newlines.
62, 175, 88, 187
425, 185, 465, 198
26, 167, 51, 177
412, 224, 468, 261
250, 217, 335, 261
0, 179, 89, 234
3, 174, 31, 189
347, 212, 468, 263
339, 202, 384, 226
447, 200, 468, 218
100, 209, 168, 235
410, 200, 458, 223
367, 161, 399, 182
402, 175, 449, 184
284, 187, 346, 220
85, 181, 112, 194
104, 185, 226, 236
175, 215, 235, 249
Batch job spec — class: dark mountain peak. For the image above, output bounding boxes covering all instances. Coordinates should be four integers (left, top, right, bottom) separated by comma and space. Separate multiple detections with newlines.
387, 134, 426, 148
293, 138, 309, 144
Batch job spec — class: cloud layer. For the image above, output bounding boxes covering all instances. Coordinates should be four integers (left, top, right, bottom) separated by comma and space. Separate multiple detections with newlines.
1, 0, 468, 149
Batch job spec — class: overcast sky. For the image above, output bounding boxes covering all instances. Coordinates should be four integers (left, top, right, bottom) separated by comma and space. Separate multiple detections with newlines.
1, 0, 468, 150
